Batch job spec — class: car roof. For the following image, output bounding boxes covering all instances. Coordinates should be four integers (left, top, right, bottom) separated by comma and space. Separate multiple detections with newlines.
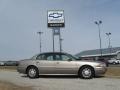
39, 52, 68, 55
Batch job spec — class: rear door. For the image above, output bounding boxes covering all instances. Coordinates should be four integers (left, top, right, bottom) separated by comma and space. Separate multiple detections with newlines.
36, 53, 57, 74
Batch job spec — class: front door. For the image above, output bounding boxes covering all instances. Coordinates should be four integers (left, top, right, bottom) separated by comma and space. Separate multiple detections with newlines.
54, 53, 78, 74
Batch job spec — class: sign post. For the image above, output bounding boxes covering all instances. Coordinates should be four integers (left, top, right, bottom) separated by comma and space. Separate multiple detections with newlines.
48, 10, 65, 52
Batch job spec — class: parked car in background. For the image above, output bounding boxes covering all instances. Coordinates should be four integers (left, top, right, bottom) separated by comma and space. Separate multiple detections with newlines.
4, 61, 18, 66
17, 52, 107, 79
0, 61, 5, 66
108, 59, 120, 64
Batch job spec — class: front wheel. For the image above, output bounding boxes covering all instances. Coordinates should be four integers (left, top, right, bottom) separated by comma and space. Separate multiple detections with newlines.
27, 67, 39, 79
113, 62, 116, 65
78, 66, 94, 79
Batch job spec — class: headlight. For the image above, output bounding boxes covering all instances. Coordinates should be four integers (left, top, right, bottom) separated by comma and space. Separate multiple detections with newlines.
96, 63, 106, 67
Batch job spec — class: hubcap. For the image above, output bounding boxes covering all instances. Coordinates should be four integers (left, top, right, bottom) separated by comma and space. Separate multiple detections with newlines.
28, 68, 36, 77
82, 68, 92, 78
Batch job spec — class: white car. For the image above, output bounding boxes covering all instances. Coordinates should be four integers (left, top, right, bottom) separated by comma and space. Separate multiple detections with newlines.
0, 62, 5, 66
108, 59, 120, 64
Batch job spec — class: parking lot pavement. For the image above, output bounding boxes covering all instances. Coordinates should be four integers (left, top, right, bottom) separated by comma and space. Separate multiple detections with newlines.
0, 71, 120, 90
109, 64, 120, 67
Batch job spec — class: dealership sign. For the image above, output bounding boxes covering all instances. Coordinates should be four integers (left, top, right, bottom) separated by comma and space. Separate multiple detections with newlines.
48, 10, 65, 27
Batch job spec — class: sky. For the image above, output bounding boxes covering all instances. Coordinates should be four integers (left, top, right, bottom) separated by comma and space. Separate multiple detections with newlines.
0, 0, 120, 60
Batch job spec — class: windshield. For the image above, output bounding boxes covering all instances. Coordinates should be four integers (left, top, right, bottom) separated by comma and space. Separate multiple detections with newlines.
30, 54, 39, 59
67, 54, 79, 60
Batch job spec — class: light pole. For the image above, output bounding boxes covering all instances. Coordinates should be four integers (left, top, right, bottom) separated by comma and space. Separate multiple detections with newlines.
58, 29, 63, 52
106, 32, 111, 54
60, 38, 63, 52
37, 31, 43, 53
95, 20, 102, 56
52, 30, 55, 52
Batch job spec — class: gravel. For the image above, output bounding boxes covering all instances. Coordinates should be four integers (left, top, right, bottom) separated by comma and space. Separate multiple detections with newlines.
0, 71, 120, 90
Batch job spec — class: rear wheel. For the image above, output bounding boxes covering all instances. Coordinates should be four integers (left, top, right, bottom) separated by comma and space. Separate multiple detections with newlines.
78, 66, 94, 79
27, 66, 39, 79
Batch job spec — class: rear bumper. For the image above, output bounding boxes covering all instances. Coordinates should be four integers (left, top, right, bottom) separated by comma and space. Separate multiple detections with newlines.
95, 67, 107, 76
17, 66, 26, 74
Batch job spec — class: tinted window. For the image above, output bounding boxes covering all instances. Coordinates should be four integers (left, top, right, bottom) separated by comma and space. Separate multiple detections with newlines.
61, 54, 76, 61
61, 54, 70, 61
55, 54, 62, 60
46, 55, 54, 61
36, 53, 55, 61
54, 53, 74, 61
36, 53, 77, 61
36, 54, 46, 60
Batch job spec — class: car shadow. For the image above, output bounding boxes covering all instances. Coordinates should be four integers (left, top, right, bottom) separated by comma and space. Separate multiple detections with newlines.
94, 76, 105, 78
21, 75, 105, 79
21, 75, 28, 78
39, 75, 79, 79
21, 75, 79, 79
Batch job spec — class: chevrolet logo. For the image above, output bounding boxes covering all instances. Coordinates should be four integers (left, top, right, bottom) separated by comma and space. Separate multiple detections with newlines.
49, 13, 62, 18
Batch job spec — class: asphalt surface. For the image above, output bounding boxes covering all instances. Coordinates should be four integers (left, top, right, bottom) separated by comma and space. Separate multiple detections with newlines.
0, 71, 120, 90
108, 64, 120, 67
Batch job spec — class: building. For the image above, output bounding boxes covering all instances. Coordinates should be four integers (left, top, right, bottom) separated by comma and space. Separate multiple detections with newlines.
76, 47, 120, 60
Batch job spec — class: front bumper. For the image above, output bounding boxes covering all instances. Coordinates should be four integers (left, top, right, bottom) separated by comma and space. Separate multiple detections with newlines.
94, 66, 107, 76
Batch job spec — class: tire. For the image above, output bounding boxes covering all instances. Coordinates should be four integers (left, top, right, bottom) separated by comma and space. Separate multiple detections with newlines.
27, 66, 39, 79
78, 66, 94, 79
113, 62, 116, 65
